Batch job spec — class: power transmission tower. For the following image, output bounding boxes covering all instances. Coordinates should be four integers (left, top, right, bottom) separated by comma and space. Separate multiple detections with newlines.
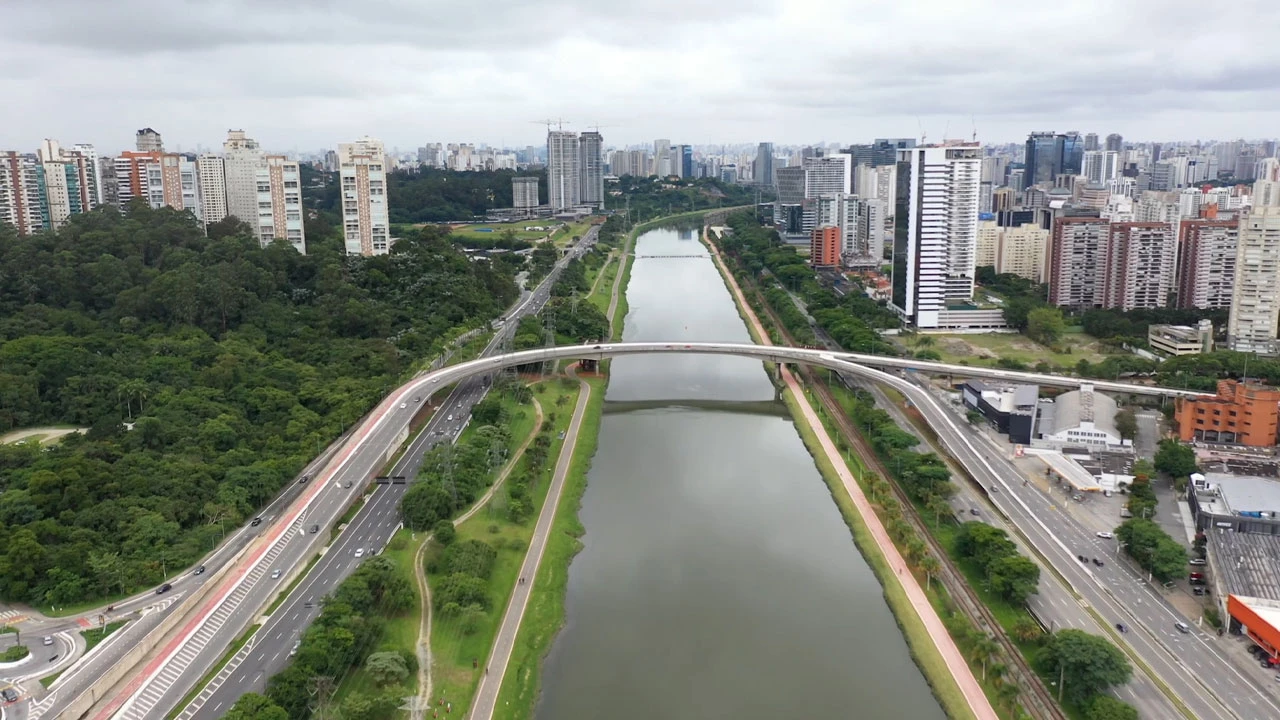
541, 309, 557, 378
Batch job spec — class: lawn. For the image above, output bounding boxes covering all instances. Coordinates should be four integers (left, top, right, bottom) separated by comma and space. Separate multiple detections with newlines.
923, 330, 1112, 369
80, 620, 127, 653
444, 222, 555, 241
426, 378, 584, 718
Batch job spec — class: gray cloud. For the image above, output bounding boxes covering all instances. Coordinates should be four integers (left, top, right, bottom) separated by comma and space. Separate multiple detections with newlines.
2, 0, 1279, 153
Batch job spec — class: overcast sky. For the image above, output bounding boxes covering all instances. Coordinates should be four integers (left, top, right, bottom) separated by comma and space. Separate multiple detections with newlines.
5, 0, 1280, 154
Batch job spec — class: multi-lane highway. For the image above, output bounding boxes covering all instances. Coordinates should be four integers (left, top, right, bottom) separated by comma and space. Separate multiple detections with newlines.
151, 228, 599, 720
867, 364, 1279, 720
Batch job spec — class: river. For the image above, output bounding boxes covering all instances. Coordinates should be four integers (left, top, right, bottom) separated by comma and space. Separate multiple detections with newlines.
534, 226, 945, 719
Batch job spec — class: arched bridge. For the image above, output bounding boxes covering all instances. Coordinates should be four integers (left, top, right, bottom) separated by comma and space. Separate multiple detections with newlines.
406, 341, 1211, 404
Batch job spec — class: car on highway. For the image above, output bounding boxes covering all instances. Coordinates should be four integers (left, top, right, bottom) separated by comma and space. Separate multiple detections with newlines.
251, 517, 262, 526
399, 402, 407, 409
1097, 531, 1114, 539
1115, 623, 1127, 633
271, 569, 282, 579
1, 688, 18, 702
290, 641, 300, 657
432, 378, 439, 383
311, 524, 320, 533
447, 414, 454, 422
354, 548, 364, 558
1175, 621, 1191, 634
42, 636, 53, 646
969, 508, 980, 515
415, 396, 422, 403
193, 565, 206, 575
156, 583, 172, 594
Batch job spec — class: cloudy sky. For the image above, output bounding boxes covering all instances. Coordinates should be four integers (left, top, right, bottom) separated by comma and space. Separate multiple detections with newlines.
4, 0, 1280, 154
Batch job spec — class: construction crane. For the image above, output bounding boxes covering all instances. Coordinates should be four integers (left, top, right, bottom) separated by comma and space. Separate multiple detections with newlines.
530, 118, 570, 133
584, 123, 617, 134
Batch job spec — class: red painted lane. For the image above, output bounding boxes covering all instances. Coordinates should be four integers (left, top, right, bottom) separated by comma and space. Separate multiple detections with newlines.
90, 396, 397, 720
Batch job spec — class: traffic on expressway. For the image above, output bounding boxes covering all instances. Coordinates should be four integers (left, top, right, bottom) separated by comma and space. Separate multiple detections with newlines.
13, 227, 596, 720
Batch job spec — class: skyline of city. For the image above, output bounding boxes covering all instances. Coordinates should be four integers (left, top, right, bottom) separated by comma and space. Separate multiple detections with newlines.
5, 0, 1280, 150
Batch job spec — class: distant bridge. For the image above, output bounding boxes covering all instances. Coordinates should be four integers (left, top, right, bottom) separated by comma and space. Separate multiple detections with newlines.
630, 253, 711, 259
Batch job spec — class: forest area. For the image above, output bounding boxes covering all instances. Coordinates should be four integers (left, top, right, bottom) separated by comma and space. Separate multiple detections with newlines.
303, 164, 546, 224
605, 175, 760, 223
0, 205, 518, 606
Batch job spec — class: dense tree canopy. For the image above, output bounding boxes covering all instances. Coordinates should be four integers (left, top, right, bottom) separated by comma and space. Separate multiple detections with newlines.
307, 165, 546, 224
0, 207, 516, 604
1036, 629, 1132, 705
605, 176, 759, 223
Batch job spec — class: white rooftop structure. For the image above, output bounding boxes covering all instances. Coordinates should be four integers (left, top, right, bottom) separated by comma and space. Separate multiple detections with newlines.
1198, 472, 1280, 518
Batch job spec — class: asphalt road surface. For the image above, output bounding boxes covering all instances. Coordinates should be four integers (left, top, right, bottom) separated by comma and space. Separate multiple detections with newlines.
171, 230, 598, 720
885, 367, 1279, 720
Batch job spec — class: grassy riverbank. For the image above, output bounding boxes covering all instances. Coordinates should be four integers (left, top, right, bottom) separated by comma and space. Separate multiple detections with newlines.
490, 375, 605, 720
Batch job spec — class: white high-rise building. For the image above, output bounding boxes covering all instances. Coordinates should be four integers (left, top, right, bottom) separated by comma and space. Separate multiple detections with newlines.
135, 128, 164, 153
1082, 150, 1120, 184
856, 198, 886, 267
197, 154, 228, 225
578, 131, 604, 208
338, 137, 390, 256
889, 143, 982, 328
513, 176, 539, 209
256, 155, 306, 253
223, 130, 264, 227
547, 131, 579, 211
814, 194, 859, 263
803, 153, 852, 197
1229, 182, 1280, 353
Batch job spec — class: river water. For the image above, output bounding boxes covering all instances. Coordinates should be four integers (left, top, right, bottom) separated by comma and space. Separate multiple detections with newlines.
534, 227, 944, 720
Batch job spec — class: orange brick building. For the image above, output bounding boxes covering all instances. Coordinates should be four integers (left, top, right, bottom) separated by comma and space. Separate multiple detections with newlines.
1175, 379, 1280, 446
809, 225, 841, 268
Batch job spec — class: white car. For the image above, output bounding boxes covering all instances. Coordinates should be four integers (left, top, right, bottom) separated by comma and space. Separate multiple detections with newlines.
399, 402, 407, 409
354, 548, 364, 558
1096, 531, 1114, 539
271, 569, 282, 579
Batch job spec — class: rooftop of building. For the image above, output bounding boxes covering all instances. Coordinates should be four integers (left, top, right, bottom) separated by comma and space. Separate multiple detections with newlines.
1043, 388, 1119, 437
1197, 456, 1280, 478
1149, 324, 1209, 340
1074, 451, 1136, 476
1197, 473, 1280, 517
1233, 594, 1280, 629
965, 380, 1039, 414
1208, 531, 1280, 600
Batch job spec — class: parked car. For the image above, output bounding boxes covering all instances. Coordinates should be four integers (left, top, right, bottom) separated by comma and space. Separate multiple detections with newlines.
1189, 558, 1207, 566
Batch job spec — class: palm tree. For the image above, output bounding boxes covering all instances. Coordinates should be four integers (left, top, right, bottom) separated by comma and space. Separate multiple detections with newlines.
914, 335, 936, 349
1011, 616, 1044, 645
905, 537, 927, 565
920, 554, 942, 592
971, 634, 1001, 681
997, 682, 1021, 713
926, 494, 952, 526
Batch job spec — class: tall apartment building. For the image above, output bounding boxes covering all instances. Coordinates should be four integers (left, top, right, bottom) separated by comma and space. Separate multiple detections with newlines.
577, 131, 604, 208
1082, 151, 1120, 184
976, 221, 1049, 282
338, 137, 390, 256
1049, 217, 1111, 308
813, 193, 882, 267
1105, 134, 1123, 153
255, 155, 305, 253
1024, 131, 1084, 189
35, 140, 99, 228
113, 151, 164, 209
223, 130, 264, 227
1176, 219, 1238, 309
98, 157, 118, 208
0, 151, 43, 235
135, 128, 164, 153
1228, 205, 1280, 354
513, 176, 539, 209
547, 131, 580, 211
71, 144, 103, 207
890, 143, 982, 328
809, 225, 841, 268
197, 154, 228, 225
804, 153, 852, 197
1104, 222, 1176, 310
856, 198, 886, 267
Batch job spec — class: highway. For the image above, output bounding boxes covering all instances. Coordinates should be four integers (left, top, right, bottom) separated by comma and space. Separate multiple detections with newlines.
853, 379, 1181, 719
160, 229, 598, 719
855, 363, 1278, 720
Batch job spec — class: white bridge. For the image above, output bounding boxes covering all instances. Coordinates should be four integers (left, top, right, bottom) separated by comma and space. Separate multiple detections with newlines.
421, 341, 1210, 399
